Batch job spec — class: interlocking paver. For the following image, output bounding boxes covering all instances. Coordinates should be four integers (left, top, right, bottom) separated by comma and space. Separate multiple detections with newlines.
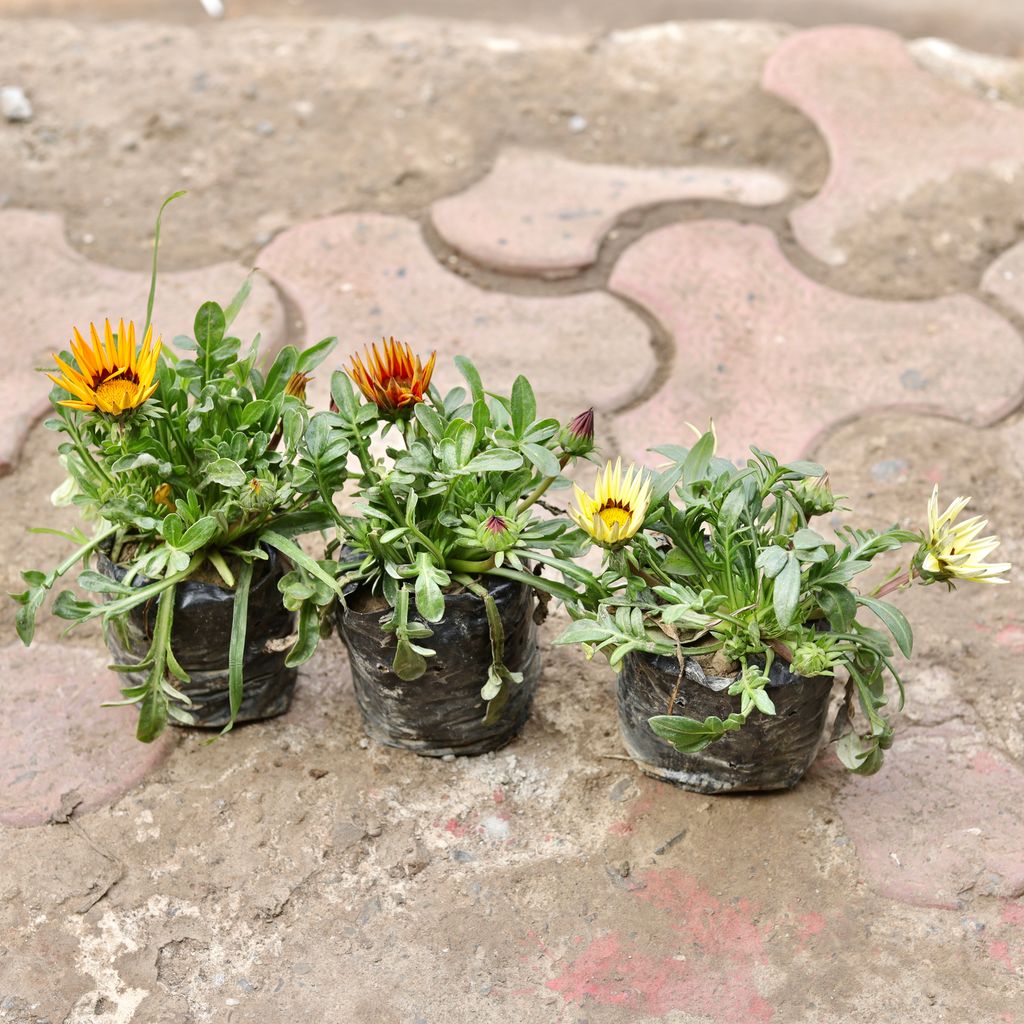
982, 240, 1024, 317
0, 209, 286, 475
608, 219, 1024, 462
763, 26, 1024, 266
430, 147, 790, 277
833, 728, 1024, 909
258, 212, 657, 419
0, 643, 174, 827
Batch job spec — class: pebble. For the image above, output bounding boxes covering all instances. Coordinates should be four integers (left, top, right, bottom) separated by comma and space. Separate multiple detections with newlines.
1, 86, 33, 123
608, 776, 634, 802
567, 114, 587, 134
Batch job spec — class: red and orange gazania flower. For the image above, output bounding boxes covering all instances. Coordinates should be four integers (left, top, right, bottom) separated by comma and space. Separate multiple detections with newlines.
48, 319, 161, 416
348, 337, 436, 416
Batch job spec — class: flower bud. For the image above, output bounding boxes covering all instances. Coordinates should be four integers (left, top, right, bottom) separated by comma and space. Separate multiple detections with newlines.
153, 483, 174, 509
791, 640, 839, 678
476, 513, 519, 553
285, 371, 311, 402
560, 407, 595, 456
244, 477, 277, 509
794, 474, 835, 518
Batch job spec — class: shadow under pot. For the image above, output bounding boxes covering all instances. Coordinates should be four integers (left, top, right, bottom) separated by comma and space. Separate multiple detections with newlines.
337, 575, 541, 757
618, 651, 834, 794
96, 545, 298, 728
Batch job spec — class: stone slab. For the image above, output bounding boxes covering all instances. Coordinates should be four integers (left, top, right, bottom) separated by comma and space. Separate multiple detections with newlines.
431, 147, 790, 276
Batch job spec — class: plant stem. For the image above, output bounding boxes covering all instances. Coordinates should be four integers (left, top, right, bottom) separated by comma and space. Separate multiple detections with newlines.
872, 568, 916, 599
518, 453, 571, 514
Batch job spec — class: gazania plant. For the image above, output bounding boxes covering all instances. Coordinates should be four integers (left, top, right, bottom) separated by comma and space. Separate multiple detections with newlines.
290, 340, 600, 748
556, 428, 1009, 786
13, 197, 345, 741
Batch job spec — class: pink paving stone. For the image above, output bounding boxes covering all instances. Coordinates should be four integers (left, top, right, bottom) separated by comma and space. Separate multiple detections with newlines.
982, 240, 1024, 317
834, 728, 1024, 909
0, 643, 174, 827
258, 212, 657, 419
608, 219, 1024, 463
763, 26, 1024, 266
0, 209, 286, 476
430, 147, 791, 276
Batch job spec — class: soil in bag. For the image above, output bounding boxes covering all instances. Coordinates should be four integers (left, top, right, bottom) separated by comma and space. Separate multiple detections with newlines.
97, 546, 297, 728
619, 650, 833, 793
337, 574, 541, 756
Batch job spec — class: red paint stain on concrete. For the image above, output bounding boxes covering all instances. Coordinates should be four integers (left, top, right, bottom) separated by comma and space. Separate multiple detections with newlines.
796, 912, 827, 948
543, 871, 778, 1021
989, 940, 1015, 971
443, 817, 471, 837
546, 932, 773, 1022
995, 624, 1024, 652
634, 868, 768, 960
608, 821, 634, 836
970, 750, 1015, 777
492, 787, 505, 804
1002, 904, 1024, 927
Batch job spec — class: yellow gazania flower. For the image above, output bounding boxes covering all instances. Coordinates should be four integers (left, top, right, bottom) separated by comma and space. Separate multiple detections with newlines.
569, 458, 652, 550
922, 485, 1010, 584
348, 337, 436, 416
48, 319, 161, 416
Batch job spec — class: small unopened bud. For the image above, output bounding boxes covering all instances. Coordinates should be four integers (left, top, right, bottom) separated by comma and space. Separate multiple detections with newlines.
153, 483, 174, 509
285, 371, 311, 402
794, 473, 835, 518
560, 407, 595, 456
476, 513, 519, 552
244, 477, 276, 509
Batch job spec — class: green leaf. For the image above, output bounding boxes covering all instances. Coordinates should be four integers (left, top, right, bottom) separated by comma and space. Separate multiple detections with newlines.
286, 600, 322, 667
773, 553, 801, 628
296, 335, 338, 373
177, 517, 219, 553
195, 300, 226, 353
756, 545, 788, 579
817, 582, 857, 633
222, 272, 253, 329
661, 548, 699, 578
793, 528, 825, 549
522, 442, 561, 478
647, 712, 745, 753
414, 557, 446, 624
414, 403, 445, 440
206, 458, 246, 488
392, 638, 428, 680
857, 595, 914, 658
144, 190, 185, 336
455, 355, 485, 404
463, 449, 523, 474
555, 618, 611, 645
239, 399, 272, 427
221, 559, 253, 735
510, 376, 537, 436
680, 429, 716, 486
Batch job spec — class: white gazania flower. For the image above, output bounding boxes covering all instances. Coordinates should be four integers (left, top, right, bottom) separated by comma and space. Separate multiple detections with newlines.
922, 485, 1010, 585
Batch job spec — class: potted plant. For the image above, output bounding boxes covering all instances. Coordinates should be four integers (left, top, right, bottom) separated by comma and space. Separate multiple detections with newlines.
12, 198, 346, 741
555, 428, 1009, 792
293, 339, 597, 756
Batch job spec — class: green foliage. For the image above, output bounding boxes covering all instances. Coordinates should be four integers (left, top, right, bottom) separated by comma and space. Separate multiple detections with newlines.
300, 356, 601, 711
14, 201, 343, 741
558, 429, 936, 775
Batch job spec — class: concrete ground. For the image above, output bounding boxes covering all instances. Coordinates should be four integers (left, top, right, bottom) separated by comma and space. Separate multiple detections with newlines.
2, 9, 1024, 1024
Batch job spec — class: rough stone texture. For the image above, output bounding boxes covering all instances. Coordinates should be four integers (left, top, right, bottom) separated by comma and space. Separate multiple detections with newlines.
764, 26, 1024, 267
258, 212, 657, 419
2, 12, 1024, 1024
431, 147, 791, 276
0, 209, 285, 475
608, 218, 1024, 461
982, 239, 1024, 316
0, 643, 174, 827
909, 36, 1024, 105
834, 728, 1024, 908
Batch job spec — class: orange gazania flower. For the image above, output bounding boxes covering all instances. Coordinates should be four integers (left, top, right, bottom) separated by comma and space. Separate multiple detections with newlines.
48, 319, 161, 416
348, 337, 436, 416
